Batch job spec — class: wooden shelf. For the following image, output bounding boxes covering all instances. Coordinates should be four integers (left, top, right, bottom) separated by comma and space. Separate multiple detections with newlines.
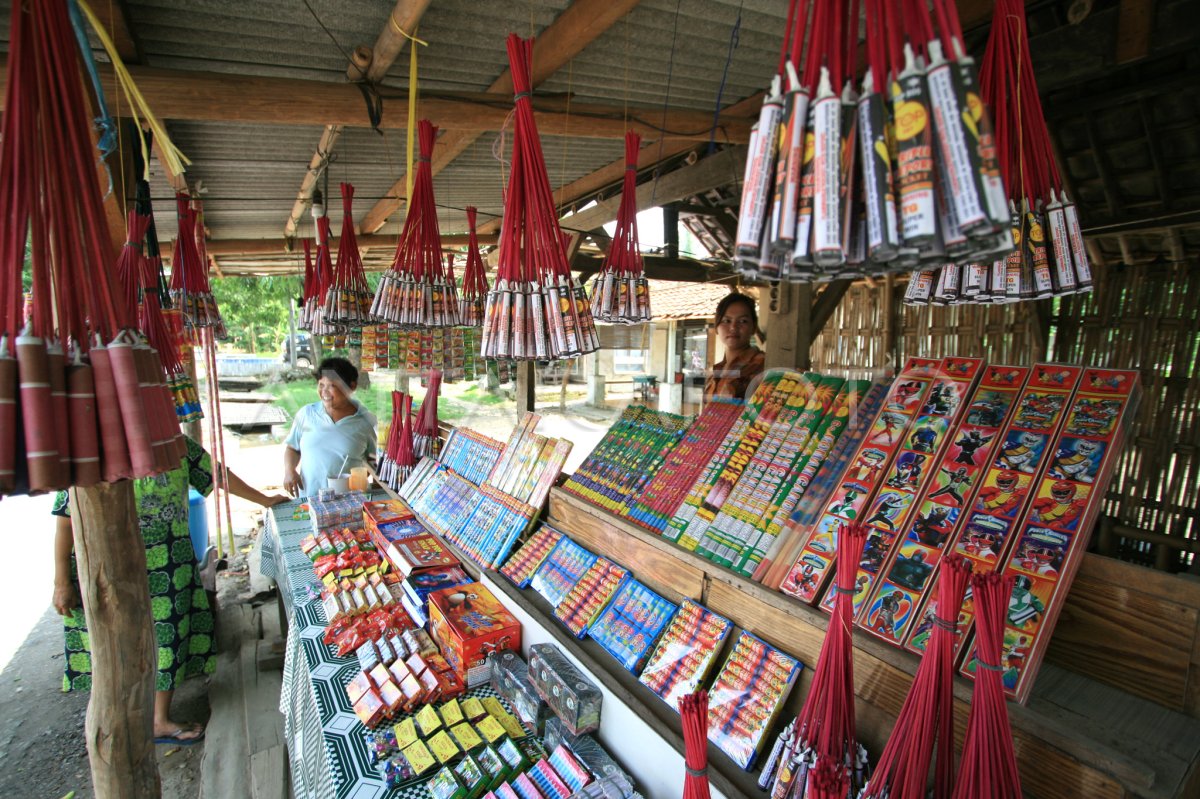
546, 488, 1200, 799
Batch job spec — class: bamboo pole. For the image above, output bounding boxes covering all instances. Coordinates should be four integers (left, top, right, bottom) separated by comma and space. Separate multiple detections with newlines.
70, 481, 161, 799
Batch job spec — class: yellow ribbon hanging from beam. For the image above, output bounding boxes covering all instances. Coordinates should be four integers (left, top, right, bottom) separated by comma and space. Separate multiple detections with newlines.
77, 0, 191, 181
405, 25, 421, 207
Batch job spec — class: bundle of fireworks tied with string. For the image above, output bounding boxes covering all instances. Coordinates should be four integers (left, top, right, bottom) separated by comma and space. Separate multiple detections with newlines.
413, 370, 442, 461
905, 0, 1093, 305
735, 0, 1018, 289
590, 131, 651, 325
480, 34, 599, 362
170, 192, 223, 329
0, 0, 191, 497
320, 182, 374, 327
301, 218, 344, 335
459, 207, 491, 326
372, 120, 462, 329
379, 391, 417, 491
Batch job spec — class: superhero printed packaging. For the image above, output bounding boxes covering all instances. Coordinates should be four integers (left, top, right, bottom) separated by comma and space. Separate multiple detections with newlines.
780, 357, 942, 604
856, 362, 1027, 648
959, 367, 1140, 703
427, 582, 521, 687
818, 357, 985, 622
904, 363, 1084, 658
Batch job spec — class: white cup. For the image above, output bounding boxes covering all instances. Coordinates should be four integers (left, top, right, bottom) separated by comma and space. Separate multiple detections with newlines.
328, 475, 350, 493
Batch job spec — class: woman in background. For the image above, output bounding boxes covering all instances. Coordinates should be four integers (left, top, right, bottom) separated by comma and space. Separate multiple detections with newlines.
283, 357, 377, 498
705, 292, 765, 401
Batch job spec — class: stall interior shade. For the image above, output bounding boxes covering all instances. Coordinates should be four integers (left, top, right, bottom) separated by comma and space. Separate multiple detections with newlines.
807, 258, 1200, 572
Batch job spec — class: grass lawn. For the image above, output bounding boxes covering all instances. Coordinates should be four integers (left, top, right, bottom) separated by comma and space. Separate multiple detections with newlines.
266, 377, 512, 424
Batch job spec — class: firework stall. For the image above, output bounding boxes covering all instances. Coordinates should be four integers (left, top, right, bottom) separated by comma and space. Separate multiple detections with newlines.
5, 0, 1200, 798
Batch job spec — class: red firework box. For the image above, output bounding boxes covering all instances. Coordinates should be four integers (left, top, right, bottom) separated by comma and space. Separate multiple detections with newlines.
857, 363, 1030, 647
816, 357, 985, 620
364, 499, 413, 538
388, 533, 461, 577
780, 357, 942, 604
959, 367, 1140, 703
427, 582, 521, 687
903, 363, 1084, 658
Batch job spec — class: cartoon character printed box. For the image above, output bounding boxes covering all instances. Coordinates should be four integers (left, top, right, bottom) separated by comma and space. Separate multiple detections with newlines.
428, 581, 521, 686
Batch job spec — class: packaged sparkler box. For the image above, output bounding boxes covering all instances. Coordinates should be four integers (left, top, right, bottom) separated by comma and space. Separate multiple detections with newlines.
500, 525, 565, 588
637, 599, 733, 709
528, 643, 602, 736
530, 537, 598, 609
706, 631, 802, 770
310, 491, 370, 534
428, 582, 521, 687
490, 650, 551, 733
543, 718, 633, 789
587, 580, 677, 673
552, 558, 629, 638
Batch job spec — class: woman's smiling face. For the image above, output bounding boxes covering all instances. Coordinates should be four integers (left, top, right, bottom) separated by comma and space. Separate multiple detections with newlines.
318, 374, 353, 410
717, 300, 756, 353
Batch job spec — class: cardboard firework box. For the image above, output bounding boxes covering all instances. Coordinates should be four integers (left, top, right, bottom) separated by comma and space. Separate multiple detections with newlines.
388, 533, 462, 577
697, 372, 825, 567
818, 357, 986, 620
664, 371, 786, 547
780, 357, 942, 604
959, 367, 1140, 703
903, 363, 1084, 657
428, 582, 521, 687
858, 364, 1031, 649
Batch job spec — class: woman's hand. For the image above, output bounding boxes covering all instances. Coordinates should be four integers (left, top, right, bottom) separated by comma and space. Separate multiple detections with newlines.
262, 493, 290, 508
283, 474, 303, 498
53, 581, 80, 617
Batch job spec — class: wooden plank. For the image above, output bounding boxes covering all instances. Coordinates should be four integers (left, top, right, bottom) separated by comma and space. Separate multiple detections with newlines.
1116, 0, 1156, 64
242, 639, 285, 755
250, 745, 289, 799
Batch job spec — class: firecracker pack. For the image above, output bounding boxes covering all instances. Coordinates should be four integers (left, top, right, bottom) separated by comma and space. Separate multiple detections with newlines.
552, 558, 629, 638
706, 631, 803, 770
958, 367, 1140, 702
817, 357, 985, 620
637, 599, 733, 710
530, 536, 598, 609
528, 643, 603, 736
310, 490, 371, 534
665, 371, 786, 548
904, 363, 1084, 657
780, 357, 942, 603
490, 650, 551, 733
500, 525, 565, 588
587, 580, 678, 673
542, 718, 633, 788
445, 485, 538, 570
627, 398, 743, 532
387, 532, 462, 576
856, 364, 1031, 648
427, 582, 521, 687
440, 427, 506, 486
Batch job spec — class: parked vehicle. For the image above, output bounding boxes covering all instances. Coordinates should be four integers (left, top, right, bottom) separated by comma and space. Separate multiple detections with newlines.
281, 331, 314, 369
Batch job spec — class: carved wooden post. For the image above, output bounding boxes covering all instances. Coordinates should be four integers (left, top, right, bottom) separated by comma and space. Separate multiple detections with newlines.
70, 481, 161, 799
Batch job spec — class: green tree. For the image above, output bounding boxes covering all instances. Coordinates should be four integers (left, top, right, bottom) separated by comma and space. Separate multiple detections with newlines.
210, 276, 301, 354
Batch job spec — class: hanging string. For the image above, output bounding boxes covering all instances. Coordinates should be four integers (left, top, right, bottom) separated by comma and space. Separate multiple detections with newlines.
405, 26, 421, 204
651, 0, 685, 207
707, 1, 743, 155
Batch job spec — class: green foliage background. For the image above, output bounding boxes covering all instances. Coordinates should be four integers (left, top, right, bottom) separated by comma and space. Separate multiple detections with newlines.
210, 276, 301, 354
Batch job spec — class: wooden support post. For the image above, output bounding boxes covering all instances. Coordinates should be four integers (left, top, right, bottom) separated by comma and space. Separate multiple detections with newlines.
70, 481, 161, 799
515, 362, 536, 413
764, 282, 812, 371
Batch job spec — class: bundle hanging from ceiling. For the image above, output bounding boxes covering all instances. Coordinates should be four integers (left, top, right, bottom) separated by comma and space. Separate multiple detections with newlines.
372, 120, 462, 329
591, 131, 652, 325
170, 193, 223, 330
459, 206, 491, 327
379, 391, 416, 491
304, 209, 342, 336
480, 34, 599, 361
323, 182, 374, 328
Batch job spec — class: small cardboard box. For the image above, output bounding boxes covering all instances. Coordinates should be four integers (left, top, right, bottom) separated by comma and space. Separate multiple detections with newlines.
428, 582, 521, 687
388, 533, 461, 577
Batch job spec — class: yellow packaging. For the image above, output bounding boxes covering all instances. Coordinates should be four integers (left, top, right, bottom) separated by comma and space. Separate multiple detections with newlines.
439, 699, 465, 727
427, 730, 461, 764
403, 740, 437, 776
450, 723, 483, 751
393, 717, 419, 750
474, 715, 506, 744
416, 703, 443, 736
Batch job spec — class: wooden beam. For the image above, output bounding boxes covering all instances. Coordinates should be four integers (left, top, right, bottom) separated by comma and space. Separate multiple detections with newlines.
184, 232, 499, 258
571, 253, 737, 284
359, 0, 643, 234
1115, 0, 1155, 64
88, 0, 140, 62
558, 147, 748, 235
810, 279, 852, 336
366, 0, 434, 83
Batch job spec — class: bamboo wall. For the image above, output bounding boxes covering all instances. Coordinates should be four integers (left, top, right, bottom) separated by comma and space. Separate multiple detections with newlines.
808, 262, 1200, 573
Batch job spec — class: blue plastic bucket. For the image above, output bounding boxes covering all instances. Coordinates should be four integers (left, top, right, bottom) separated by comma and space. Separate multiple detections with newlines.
188, 488, 209, 563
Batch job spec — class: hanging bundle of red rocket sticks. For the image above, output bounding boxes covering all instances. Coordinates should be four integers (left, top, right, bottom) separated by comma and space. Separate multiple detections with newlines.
459, 206, 490, 327
480, 34, 599, 362
761, 523, 869, 798
590, 131, 652, 325
372, 121, 462, 329
413, 369, 442, 460
298, 239, 318, 332
304, 215, 342, 336
906, 0, 1093, 306
861, 555, 972, 799
736, 0, 1018, 290
323, 183, 374, 328
0, 0, 184, 497
680, 690, 712, 799
951, 571, 1023, 798
170, 193, 223, 329
379, 391, 416, 491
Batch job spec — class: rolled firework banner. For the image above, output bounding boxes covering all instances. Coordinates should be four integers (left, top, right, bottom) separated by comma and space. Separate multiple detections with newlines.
0, 345, 18, 493
16, 334, 60, 492
46, 344, 71, 486
107, 336, 156, 477
88, 345, 132, 481
66, 358, 102, 487
132, 343, 171, 472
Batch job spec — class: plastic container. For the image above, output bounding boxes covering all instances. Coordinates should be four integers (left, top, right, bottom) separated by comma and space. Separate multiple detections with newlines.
188, 488, 209, 563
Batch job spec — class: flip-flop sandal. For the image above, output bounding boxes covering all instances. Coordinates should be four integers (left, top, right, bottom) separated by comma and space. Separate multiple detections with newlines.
154, 724, 205, 746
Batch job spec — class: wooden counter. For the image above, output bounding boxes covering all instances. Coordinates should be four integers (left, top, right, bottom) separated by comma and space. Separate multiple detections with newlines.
547, 488, 1200, 799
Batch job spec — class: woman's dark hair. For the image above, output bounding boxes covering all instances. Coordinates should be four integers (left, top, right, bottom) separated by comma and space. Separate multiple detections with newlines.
715, 292, 758, 328
316, 357, 358, 388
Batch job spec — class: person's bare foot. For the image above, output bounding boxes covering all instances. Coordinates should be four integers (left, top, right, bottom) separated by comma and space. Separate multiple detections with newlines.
153, 721, 205, 744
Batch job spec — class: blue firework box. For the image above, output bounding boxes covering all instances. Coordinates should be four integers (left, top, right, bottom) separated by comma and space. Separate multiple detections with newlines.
588, 580, 678, 673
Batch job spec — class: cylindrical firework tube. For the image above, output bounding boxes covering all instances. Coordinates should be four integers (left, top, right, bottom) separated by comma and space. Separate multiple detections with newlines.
1062, 194, 1094, 291
811, 68, 844, 269
107, 336, 156, 477
133, 343, 171, 472
904, 269, 936, 305
1045, 191, 1079, 294
893, 46, 937, 251
926, 41, 990, 236
89, 344, 132, 482
791, 126, 817, 270
933, 146, 970, 262
736, 77, 784, 256
775, 65, 810, 254
1024, 205, 1055, 299
0, 343, 17, 493
16, 334, 60, 492
66, 357, 102, 487
956, 53, 1010, 231
858, 75, 900, 264
46, 344, 71, 486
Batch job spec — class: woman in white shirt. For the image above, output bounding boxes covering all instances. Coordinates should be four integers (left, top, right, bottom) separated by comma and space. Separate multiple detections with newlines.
282, 357, 377, 497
